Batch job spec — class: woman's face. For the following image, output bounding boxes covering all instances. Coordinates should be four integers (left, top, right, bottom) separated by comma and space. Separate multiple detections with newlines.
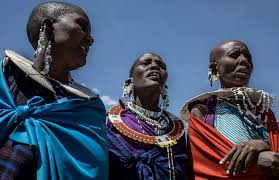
131, 53, 168, 93
216, 41, 253, 88
51, 8, 93, 70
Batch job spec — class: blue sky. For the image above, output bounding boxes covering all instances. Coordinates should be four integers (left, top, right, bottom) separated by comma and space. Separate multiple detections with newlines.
0, 0, 278, 118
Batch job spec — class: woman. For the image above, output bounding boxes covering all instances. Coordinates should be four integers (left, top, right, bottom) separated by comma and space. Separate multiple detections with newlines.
181, 40, 279, 179
0, 2, 107, 179
106, 52, 192, 180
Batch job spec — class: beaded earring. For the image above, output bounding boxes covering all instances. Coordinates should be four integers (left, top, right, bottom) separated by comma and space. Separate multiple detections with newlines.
160, 85, 169, 110
34, 23, 52, 75
34, 24, 47, 58
122, 78, 134, 101
208, 67, 220, 86
41, 41, 52, 75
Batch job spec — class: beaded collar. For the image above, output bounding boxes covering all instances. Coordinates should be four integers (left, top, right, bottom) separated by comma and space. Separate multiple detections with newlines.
108, 104, 185, 148
126, 102, 169, 134
181, 87, 274, 122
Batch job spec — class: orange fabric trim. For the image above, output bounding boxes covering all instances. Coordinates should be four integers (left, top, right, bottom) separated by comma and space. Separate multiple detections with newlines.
188, 113, 279, 180
267, 111, 279, 152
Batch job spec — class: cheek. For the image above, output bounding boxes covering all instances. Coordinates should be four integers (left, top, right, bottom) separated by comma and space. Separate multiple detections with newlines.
218, 60, 237, 76
53, 25, 77, 45
162, 71, 168, 83
132, 68, 146, 84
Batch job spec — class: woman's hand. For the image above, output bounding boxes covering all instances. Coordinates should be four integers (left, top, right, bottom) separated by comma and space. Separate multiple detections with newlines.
219, 140, 270, 176
257, 151, 279, 177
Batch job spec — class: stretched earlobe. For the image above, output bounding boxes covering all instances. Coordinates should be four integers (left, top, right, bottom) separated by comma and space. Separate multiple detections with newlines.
41, 18, 54, 40
33, 18, 54, 75
208, 62, 219, 86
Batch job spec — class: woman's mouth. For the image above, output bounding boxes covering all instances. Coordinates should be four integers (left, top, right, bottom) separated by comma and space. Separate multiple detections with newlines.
146, 71, 161, 82
80, 45, 89, 55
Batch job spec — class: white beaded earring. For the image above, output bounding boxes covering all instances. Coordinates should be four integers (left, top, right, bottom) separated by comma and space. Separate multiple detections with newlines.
35, 23, 52, 75
159, 85, 169, 110
122, 78, 134, 101
41, 41, 52, 75
34, 24, 47, 58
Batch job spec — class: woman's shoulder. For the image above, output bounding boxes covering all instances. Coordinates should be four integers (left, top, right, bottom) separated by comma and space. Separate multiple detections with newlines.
180, 90, 231, 121
4, 49, 56, 93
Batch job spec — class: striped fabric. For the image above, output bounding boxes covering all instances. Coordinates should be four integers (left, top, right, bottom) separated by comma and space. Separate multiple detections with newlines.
214, 100, 269, 144
0, 139, 36, 180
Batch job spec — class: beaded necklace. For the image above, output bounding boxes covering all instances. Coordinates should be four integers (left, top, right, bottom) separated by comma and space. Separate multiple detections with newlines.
108, 104, 185, 180
217, 87, 273, 128
126, 102, 169, 134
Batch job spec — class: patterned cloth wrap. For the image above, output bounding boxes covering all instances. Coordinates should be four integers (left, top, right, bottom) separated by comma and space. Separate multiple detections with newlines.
0, 56, 108, 180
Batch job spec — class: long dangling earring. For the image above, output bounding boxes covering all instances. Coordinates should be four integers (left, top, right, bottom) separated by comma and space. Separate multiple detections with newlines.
41, 41, 52, 75
208, 67, 214, 86
35, 24, 47, 58
159, 85, 169, 110
122, 78, 134, 102
35, 23, 52, 75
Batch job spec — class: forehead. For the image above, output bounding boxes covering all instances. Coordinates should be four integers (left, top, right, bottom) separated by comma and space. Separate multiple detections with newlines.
220, 41, 249, 53
58, 9, 90, 24
138, 53, 163, 62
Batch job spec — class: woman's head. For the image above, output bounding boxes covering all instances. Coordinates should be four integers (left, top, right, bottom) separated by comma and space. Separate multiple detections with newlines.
209, 40, 253, 88
129, 52, 168, 92
27, 2, 93, 72
123, 52, 169, 110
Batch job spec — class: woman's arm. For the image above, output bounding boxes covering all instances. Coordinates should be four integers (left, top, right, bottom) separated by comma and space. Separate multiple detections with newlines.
220, 140, 270, 176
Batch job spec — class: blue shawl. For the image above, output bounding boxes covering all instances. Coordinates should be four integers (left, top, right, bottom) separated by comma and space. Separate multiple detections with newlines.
0, 59, 108, 179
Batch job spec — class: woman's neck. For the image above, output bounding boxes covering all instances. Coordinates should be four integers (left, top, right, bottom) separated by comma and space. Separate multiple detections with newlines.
48, 67, 70, 84
134, 90, 161, 112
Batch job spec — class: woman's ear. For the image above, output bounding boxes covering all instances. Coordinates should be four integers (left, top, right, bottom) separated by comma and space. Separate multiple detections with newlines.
209, 62, 218, 75
41, 18, 54, 41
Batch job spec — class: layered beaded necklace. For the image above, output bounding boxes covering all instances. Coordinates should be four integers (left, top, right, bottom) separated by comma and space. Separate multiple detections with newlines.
126, 102, 169, 134
218, 87, 273, 129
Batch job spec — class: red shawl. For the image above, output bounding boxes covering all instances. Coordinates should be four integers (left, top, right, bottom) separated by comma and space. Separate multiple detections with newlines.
188, 111, 279, 180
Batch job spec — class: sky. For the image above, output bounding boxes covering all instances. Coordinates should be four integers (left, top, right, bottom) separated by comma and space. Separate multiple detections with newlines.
0, 0, 278, 118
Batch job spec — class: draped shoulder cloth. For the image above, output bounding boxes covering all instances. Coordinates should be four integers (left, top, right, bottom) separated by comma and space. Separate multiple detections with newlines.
181, 91, 279, 179
0, 50, 108, 180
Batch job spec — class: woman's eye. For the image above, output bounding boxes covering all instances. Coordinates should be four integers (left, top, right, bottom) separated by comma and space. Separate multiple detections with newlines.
77, 19, 88, 32
228, 52, 239, 59
243, 52, 251, 59
80, 24, 87, 32
141, 59, 151, 65
158, 62, 166, 70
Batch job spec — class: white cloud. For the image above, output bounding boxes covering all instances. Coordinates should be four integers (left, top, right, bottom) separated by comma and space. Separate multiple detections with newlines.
81, 82, 87, 87
91, 88, 101, 94
101, 95, 118, 106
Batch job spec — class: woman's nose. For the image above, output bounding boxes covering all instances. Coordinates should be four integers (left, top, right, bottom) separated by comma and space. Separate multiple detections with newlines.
86, 35, 94, 47
149, 60, 160, 69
